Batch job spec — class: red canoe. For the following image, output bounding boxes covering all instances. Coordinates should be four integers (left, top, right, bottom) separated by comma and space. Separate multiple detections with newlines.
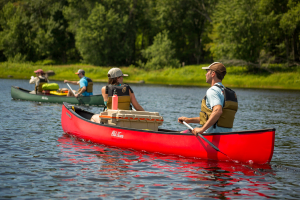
61, 103, 275, 164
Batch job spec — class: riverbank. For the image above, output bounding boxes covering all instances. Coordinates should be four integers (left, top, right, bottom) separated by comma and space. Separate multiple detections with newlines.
1, 62, 299, 90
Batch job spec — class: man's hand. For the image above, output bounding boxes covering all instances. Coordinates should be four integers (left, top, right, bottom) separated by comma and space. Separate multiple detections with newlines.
192, 127, 205, 136
178, 116, 188, 124
74, 93, 79, 98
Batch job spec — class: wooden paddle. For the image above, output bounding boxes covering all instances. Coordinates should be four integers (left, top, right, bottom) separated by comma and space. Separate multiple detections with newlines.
66, 83, 84, 105
45, 70, 55, 82
45, 70, 55, 77
182, 121, 228, 156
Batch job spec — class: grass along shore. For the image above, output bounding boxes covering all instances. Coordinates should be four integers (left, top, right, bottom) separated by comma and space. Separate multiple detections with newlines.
1, 62, 300, 90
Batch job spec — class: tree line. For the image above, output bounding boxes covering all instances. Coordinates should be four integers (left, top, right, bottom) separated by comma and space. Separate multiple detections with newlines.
0, 0, 299, 69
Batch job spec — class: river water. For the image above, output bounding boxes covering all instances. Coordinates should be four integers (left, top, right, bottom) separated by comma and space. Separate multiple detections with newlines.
1, 78, 300, 199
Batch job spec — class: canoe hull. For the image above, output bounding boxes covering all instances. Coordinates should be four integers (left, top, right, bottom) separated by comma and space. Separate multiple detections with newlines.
61, 103, 275, 164
11, 86, 104, 106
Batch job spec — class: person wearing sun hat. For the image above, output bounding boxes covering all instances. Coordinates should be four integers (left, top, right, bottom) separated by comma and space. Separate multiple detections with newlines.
29, 69, 49, 94
64, 69, 93, 97
90, 68, 144, 123
178, 62, 238, 135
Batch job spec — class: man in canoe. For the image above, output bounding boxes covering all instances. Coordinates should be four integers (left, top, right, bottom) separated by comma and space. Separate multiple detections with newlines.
90, 67, 144, 123
178, 62, 238, 135
29, 69, 49, 94
64, 69, 93, 97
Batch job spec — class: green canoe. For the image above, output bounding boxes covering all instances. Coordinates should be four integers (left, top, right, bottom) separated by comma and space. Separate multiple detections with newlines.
11, 86, 104, 106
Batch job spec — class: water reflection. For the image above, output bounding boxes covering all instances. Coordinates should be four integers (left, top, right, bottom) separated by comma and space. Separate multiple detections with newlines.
57, 134, 276, 199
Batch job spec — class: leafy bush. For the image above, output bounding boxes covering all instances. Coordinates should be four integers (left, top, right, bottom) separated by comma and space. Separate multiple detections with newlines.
140, 31, 180, 70
35, 59, 56, 65
7, 53, 26, 63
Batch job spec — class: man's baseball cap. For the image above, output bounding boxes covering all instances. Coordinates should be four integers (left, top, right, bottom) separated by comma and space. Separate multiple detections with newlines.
108, 68, 128, 78
202, 62, 226, 78
75, 69, 85, 74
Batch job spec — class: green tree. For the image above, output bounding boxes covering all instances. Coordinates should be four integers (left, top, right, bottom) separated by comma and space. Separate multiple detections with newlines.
64, 0, 156, 66
30, 0, 75, 63
75, 3, 130, 65
255, 0, 295, 65
0, 0, 76, 63
141, 30, 179, 70
211, 0, 266, 64
155, 0, 217, 64
63, 0, 97, 34
0, 2, 33, 62
211, 0, 300, 66
280, 0, 300, 62
130, 0, 160, 64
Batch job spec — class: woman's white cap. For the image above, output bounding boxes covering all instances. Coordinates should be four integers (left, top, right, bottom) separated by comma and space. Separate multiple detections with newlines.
108, 68, 128, 78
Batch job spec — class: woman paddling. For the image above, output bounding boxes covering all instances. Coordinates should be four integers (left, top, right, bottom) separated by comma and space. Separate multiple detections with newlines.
91, 68, 144, 123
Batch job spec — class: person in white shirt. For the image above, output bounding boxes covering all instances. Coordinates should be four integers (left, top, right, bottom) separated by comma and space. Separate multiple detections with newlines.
178, 62, 238, 135
29, 69, 49, 94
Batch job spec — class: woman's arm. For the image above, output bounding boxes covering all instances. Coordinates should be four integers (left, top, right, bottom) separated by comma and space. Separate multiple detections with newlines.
129, 91, 144, 111
101, 86, 108, 102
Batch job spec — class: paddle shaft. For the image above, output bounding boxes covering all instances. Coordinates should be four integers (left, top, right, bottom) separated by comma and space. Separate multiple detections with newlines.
182, 121, 226, 155
66, 83, 76, 96
66, 83, 84, 104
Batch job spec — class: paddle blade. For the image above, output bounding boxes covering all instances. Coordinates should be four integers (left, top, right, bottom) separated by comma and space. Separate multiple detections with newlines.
182, 121, 226, 155
45, 70, 55, 76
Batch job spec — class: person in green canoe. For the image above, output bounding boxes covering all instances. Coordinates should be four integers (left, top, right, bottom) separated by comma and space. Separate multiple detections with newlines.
178, 62, 238, 135
64, 69, 93, 97
29, 69, 49, 94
